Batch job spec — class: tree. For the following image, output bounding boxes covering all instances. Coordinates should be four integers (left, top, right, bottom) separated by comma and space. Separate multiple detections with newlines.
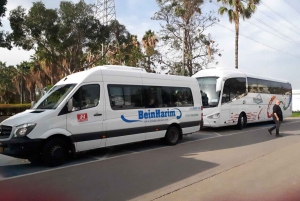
104, 20, 144, 67
217, 0, 260, 69
0, 0, 11, 49
141, 30, 159, 72
0, 61, 18, 103
153, 0, 220, 76
8, 0, 110, 75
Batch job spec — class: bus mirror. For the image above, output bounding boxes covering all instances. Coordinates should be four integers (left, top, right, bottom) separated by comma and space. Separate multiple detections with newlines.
67, 98, 73, 112
216, 78, 222, 92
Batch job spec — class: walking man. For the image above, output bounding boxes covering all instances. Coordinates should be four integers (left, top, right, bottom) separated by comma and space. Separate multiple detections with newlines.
268, 100, 283, 137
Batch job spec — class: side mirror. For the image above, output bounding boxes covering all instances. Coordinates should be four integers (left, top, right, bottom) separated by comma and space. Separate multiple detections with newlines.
67, 98, 73, 112
30, 101, 36, 109
216, 77, 222, 92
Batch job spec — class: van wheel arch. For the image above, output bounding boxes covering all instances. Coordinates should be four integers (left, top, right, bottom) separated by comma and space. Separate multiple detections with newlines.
162, 124, 182, 145
41, 135, 75, 166
42, 134, 75, 153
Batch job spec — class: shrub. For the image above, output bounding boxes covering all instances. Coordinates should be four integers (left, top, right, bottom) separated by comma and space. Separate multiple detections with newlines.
0, 104, 31, 116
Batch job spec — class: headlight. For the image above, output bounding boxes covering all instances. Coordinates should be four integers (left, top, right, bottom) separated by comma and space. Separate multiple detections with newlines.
14, 123, 36, 137
207, 113, 220, 119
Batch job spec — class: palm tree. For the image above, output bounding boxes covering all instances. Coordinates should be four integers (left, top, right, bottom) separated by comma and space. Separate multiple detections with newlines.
217, 0, 260, 69
142, 30, 158, 72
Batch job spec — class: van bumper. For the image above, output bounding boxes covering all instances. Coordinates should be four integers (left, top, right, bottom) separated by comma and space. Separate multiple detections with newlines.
0, 137, 43, 159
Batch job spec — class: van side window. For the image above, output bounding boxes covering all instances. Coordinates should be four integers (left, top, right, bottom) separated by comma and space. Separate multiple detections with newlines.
171, 88, 194, 107
145, 86, 160, 108
72, 84, 100, 111
108, 85, 194, 110
108, 85, 144, 110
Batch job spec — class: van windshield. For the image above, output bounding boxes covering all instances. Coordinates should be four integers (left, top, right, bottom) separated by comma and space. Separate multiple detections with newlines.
34, 84, 76, 109
196, 77, 220, 108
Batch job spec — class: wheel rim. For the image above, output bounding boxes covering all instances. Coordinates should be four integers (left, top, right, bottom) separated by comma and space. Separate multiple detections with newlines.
50, 145, 64, 160
241, 116, 244, 127
170, 129, 179, 143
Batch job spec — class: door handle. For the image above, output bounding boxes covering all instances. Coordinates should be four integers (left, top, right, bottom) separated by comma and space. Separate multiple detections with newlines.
94, 113, 102, 116
243, 100, 246, 104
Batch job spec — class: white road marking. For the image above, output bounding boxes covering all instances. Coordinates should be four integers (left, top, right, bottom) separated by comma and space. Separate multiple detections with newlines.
213, 132, 222, 136
1, 120, 299, 181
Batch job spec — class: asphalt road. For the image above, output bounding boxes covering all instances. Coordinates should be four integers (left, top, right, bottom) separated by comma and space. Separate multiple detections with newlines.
0, 119, 300, 201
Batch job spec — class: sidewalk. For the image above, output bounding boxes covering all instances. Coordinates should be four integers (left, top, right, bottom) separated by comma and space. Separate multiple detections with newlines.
155, 136, 300, 201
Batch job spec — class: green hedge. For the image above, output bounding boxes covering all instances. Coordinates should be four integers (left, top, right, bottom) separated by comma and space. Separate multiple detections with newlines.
0, 104, 31, 116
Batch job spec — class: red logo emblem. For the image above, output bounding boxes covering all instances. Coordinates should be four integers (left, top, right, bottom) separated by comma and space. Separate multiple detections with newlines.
77, 113, 88, 122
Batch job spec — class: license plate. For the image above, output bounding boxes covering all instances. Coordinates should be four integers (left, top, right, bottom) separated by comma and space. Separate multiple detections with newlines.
0, 147, 3, 153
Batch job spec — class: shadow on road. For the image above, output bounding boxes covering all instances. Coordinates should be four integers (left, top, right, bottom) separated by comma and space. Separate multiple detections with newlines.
0, 119, 299, 201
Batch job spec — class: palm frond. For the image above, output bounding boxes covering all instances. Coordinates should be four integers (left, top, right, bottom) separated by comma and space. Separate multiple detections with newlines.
218, 6, 228, 15
228, 9, 235, 23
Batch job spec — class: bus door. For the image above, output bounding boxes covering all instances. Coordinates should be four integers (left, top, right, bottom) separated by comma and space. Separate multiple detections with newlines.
222, 78, 247, 125
220, 79, 231, 125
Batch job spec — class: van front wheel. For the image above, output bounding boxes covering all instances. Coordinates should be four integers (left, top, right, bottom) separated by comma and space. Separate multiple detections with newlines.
163, 126, 180, 145
42, 139, 67, 167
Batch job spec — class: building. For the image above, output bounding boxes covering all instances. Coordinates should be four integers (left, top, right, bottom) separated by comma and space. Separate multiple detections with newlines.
292, 90, 300, 112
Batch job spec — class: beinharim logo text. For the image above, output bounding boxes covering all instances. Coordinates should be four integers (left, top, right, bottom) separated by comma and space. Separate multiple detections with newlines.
121, 108, 182, 123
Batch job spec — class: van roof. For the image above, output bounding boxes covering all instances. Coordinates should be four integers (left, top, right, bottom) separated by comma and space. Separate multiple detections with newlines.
56, 65, 196, 85
93, 65, 147, 73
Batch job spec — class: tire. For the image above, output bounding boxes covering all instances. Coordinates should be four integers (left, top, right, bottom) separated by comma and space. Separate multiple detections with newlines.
163, 126, 180, 145
42, 139, 68, 167
237, 113, 247, 130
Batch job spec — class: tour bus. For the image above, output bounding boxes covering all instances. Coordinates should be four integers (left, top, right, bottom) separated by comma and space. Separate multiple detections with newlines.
192, 67, 292, 129
0, 65, 203, 166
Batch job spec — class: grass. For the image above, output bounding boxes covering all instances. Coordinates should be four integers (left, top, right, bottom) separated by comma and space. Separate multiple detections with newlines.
291, 112, 300, 117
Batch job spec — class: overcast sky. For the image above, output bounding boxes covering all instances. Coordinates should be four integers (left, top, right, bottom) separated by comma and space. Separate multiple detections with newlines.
0, 0, 299, 89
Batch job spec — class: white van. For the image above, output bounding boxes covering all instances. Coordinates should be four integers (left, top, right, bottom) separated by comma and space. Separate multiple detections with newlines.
0, 65, 203, 166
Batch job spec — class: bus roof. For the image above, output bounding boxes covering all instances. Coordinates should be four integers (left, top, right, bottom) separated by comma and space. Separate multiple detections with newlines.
193, 67, 289, 84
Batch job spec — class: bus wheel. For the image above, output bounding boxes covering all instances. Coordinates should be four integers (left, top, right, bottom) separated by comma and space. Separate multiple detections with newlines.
164, 126, 180, 145
42, 138, 67, 167
237, 113, 247, 130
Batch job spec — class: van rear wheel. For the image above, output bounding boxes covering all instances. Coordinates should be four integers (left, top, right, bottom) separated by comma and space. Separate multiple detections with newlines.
163, 126, 180, 145
42, 139, 68, 167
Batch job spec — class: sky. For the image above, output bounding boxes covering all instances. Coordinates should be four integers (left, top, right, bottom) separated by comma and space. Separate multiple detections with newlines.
0, 0, 299, 89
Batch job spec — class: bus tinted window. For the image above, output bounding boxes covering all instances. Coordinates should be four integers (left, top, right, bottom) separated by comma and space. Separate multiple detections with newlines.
222, 78, 246, 103
247, 77, 291, 95
257, 79, 271, 94
270, 82, 282, 94
247, 77, 258, 93
282, 83, 292, 95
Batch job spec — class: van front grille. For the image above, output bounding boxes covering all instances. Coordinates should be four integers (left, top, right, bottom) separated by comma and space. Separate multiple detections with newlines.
0, 125, 12, 139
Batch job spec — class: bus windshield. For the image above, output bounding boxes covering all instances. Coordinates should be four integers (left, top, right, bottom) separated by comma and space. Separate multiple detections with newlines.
34, 84, 76, 109
196, 77, 220, 108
